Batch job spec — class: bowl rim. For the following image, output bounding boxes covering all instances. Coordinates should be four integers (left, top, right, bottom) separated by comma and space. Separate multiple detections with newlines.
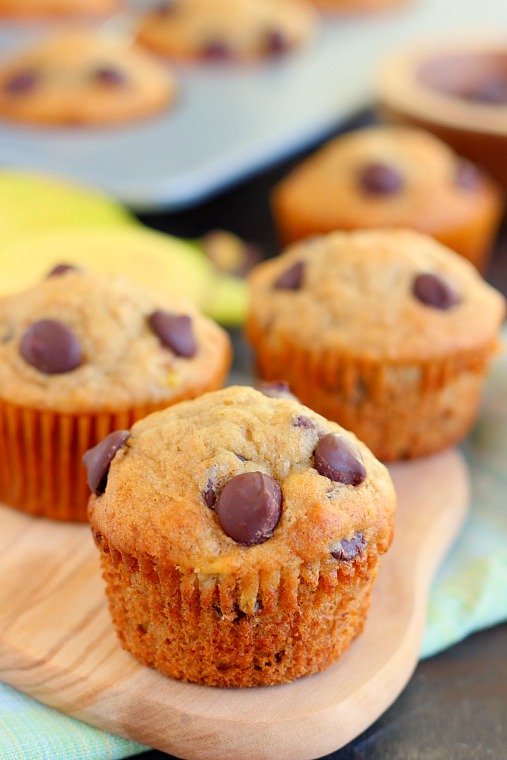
377, 34, 507, 137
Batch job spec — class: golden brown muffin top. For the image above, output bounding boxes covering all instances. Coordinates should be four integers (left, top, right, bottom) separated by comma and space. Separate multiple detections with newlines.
0, 267, 230, 412
247, 229, 505, 362
88, 385, 396, 576
0, 0, 118, 17
272, 126, 501, 234
0, 31, 175, 126
136, 0, 317, 62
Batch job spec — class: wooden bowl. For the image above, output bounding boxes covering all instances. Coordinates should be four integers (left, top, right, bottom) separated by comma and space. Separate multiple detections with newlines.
376, 37, 507, 186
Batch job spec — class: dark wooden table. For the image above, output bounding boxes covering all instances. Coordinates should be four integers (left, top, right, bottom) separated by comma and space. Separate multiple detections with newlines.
135, 114, 507, 760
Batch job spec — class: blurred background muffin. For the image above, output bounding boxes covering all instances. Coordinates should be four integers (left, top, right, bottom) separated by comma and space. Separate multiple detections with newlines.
271, 126, 503, 272
136, 0, 318, 63
0, 30, 176, 127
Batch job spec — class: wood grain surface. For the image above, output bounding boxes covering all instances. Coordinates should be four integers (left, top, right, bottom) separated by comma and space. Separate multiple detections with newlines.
0, 449, 468, 760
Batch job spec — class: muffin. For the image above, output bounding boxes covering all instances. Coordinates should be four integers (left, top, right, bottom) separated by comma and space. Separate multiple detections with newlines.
0, 31, 176, 127
86, 384, 396, 687
0, 0, 119, 17
271, 126, 503, 272
308, 0, 404, 10
0, 266, 231, 521
246, 229, 505, 461
136, 0, 317, 63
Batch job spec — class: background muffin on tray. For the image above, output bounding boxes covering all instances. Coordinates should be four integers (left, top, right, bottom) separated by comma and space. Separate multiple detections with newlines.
87, 385, 396, 687
246, 229, 505, 461
271, 126, 503, 272
0, 267, 231, 521
0, 0, 119, 17
136, 0, 317, 63
0, 31, 176, 127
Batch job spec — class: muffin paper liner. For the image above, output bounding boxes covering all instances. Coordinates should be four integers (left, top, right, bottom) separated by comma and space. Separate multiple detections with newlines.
246, 319, 496, 460
91, 524, 383, 687
0, 396, 194, 521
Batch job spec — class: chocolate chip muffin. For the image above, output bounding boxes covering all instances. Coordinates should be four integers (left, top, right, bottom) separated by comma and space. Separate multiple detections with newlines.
271, 126, 503, 272
136, 0, 317, 63
0, 31, 176, 127
0, 0, 118, 17
246, 229, 505, 461
307, 0, 404, 11
86, 385, 396, 687
0, 266, 231, 521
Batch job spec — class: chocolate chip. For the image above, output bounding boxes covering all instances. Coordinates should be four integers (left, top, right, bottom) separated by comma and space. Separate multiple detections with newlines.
332, 532, 366, 561
149, 310, 197, 358
216, 472, 282, 546
469, 78, 507, 105
47, 263, 80, 277
93, 66, 127, 87
202, 40, 232, 60
265, 30, 287, 55
203, 478, 216, 508
20, 319, 82, 374
83, 430, 130, 496
293, 415, 316, 430
455, 160, 484, 191
155, 0, 177, 14
274, 261, 305, 290
236, 454, 248, 462
358, 162, 404, 195
4, 70, 39, 95
255, 381, 298, 400
314, 434, 366, 486
413, 273, 461, 310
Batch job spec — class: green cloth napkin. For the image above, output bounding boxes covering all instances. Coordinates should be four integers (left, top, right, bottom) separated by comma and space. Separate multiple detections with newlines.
1, 336, 507, 760
420, 335, 507, 657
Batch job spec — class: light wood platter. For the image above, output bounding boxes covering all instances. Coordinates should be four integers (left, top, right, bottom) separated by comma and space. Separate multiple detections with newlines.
0, 449, 468, 760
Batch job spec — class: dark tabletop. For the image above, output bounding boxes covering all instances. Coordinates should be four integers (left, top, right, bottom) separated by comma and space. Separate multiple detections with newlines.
134, 112, 507, 760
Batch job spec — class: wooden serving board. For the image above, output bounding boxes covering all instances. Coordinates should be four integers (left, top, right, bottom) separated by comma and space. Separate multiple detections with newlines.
0, 449, 468, 760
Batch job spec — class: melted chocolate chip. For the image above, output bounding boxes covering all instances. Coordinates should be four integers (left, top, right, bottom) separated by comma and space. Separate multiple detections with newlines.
94, 66, 127, 87
255, 381, 298, 401
155, 0, 176, 13
20, 319, 82, 374
149, 310, 197, 358
358, 162, 404, 195
83, 430, 130, 496
274, 261, 305, 290
314, 434, 366, 486
293, 415, 316, 430
469, 78, 507, 105
455, 160, 484, 191
332, 532, 366, 561
265, 29, 287, 55
216, 472, 282, 546
4, 69, 39, 95
413, 273, 461, 310
47, 263, 80, 277
203, 478, 216, 508
202, 40, 232, 60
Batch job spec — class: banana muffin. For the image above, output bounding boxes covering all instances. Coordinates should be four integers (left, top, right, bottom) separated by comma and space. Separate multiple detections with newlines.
86, 384, 396, 687
0, 267, 231, 520
271, 126, 503, 271
0, 0, 118, 17
136, 0, 317, 63
246, 229, 505, 460
0, 31, 176, 127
